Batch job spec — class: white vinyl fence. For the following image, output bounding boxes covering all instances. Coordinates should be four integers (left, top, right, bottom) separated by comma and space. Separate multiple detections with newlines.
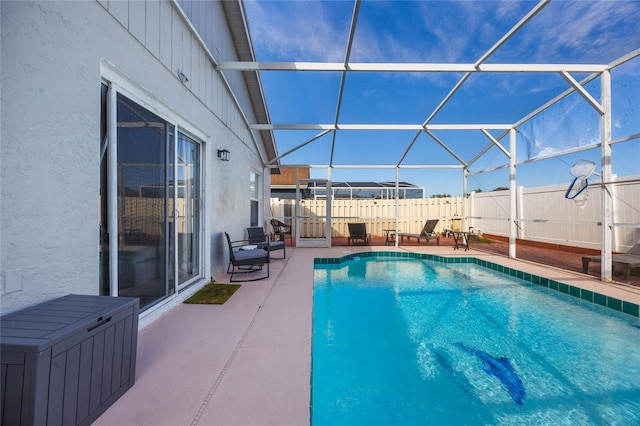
270, 175, 640, 252
471, 175, 640, 252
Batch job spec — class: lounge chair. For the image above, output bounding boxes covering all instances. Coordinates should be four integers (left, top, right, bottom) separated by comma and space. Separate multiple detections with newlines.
398, 219, 440, 245
247, 226, 286, 259
347, 223, 370, 246
224, 232, 270, 282
270, 219, 292, 245
582, 241, 640, 280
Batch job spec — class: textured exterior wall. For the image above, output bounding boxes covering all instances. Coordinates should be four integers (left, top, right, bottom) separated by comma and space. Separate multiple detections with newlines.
1, 1, 270, 316
2, 1, 101, 311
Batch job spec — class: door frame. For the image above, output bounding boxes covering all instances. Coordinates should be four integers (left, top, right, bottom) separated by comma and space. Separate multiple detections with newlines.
101, 69, 206, 312
295, 178, 332, 248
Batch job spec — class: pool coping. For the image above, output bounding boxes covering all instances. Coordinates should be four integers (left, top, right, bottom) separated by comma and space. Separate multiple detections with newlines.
315, 251, 640, 319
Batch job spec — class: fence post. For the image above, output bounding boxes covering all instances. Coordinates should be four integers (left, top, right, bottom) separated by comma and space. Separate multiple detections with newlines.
517, 186, 524, 239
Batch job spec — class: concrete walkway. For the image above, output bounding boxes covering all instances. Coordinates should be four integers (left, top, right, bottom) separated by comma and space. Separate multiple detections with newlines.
95, 245, 640, 426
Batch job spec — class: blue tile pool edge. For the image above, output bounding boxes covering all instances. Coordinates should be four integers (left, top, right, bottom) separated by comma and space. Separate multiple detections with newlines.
314, 251, 640, 319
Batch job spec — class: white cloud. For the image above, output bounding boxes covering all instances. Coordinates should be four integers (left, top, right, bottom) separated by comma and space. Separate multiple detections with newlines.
246, 0, 639, 125
245, 1, 639, 65
499, 1, 640, 63
244, 1, 350, 62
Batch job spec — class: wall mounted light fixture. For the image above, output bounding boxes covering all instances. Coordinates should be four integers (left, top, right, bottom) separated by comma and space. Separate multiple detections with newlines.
217, 149, 230, 161
177, 70, 189, 84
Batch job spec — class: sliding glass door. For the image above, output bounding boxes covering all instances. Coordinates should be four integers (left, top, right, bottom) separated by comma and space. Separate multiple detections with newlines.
173, 132, 201, 285
100, 84, 203, 311
116, 94, 170, 309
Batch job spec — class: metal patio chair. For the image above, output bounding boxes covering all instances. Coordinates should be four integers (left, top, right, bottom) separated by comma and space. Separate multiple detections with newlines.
347, 223, 370, 246
224, 232, 270, 282
582, 240, 640, 280
247, 226, 286, 259
398, 219, 440, 245
270, 219, 292, 245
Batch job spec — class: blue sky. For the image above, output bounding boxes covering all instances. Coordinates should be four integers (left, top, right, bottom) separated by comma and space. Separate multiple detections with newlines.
243, 0, 640, 196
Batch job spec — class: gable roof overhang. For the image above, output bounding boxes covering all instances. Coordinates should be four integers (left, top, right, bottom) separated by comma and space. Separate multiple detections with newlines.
220, 0, 279, 171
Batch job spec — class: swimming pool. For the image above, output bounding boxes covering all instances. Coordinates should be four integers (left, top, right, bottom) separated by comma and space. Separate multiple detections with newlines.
312, 253, 640, 425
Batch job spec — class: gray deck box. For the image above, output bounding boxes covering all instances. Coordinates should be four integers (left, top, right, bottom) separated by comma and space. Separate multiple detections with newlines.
1, 295, 139, 426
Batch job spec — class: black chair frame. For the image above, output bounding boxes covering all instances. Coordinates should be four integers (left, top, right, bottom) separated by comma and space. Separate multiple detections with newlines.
270, 219, 292, 245
225, 232, 270, 282
247, 226, 286, 259
347, 223, 370, 246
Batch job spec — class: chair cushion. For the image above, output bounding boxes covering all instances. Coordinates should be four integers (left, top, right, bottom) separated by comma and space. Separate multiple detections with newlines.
233, 248, 268, 265
267, 241, 285, 250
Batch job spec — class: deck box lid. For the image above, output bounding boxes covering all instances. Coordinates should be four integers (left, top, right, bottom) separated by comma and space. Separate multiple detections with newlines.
1, 294, 138, 352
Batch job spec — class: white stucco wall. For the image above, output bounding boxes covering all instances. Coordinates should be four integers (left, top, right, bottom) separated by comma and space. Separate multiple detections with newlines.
1, 0, 271, 316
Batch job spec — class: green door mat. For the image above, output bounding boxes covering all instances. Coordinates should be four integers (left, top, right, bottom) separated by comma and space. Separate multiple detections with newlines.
184, 281, 241, 304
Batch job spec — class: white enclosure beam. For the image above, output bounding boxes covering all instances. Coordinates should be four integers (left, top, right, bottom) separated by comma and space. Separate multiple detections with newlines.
462, 168, 468, 231
513, 143, 600, 166
467, 143, 496, 169
611, 133, 640, 145
267, 129, 332, 165
512, 73, 601, 129
601, 70, 613, 281
217, 62, 344, 71
425, 130, 468, 166
509, 128, 517, 259
424, 73, 472, 126
250, 124, 422, 130
427, 0, 557, 128
326, 170, 333, 247
481, 129, 511, 158
396, 132, 422, 167
217, 62, 606, 73
475, 0, 550, 66
282, 164, 463, 169
250, 124, 513, 131
330, 165, 400, 169
477, 64, 606, 73
395, 167, 400, 247
428, 124, 514, 130
398, 165, 464, 170
455, 134, 637, 177
559, 71, 604, 114
607, 48, 640, 69
330, 0, 361, 167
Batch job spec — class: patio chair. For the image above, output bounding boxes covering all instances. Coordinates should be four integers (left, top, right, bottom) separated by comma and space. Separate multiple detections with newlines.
582, 241, 640, 280
347, 223, 370, 246
225, 232, 270, 282
247, 226, 286, 259
270, 219, 292, 245
398, 219, 440, 245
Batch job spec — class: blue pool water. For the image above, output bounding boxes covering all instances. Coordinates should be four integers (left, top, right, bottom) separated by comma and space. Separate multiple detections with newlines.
312, 256, 640, 425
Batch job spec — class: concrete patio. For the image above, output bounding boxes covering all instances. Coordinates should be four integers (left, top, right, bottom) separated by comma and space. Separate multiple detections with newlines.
95, 245, 640, 426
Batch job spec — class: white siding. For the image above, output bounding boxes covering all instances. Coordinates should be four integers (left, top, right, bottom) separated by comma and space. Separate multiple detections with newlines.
146, 0, 161, 58
159, 1, 173, 68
